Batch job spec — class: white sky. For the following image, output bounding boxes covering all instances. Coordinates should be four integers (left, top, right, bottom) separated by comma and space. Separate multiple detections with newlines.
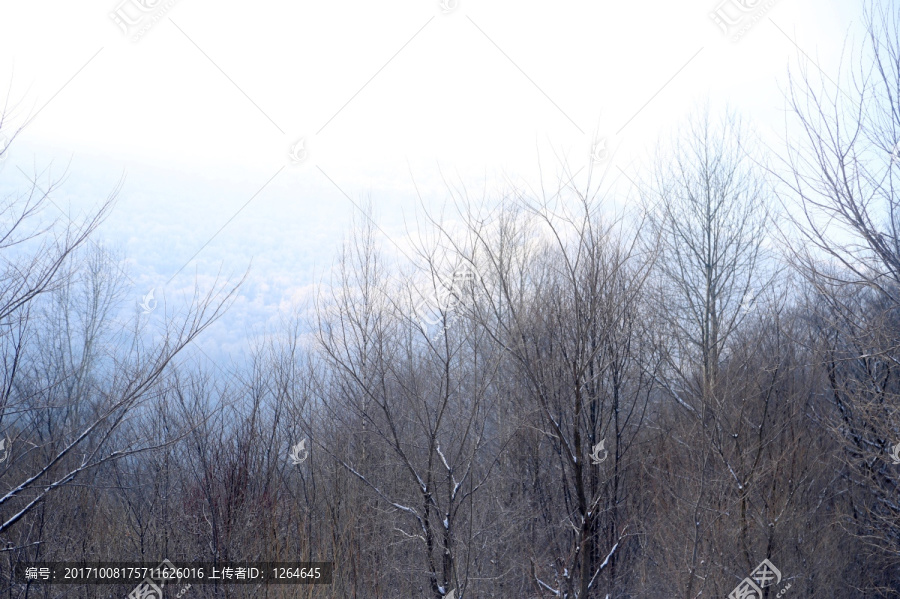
0, 0, 861, 365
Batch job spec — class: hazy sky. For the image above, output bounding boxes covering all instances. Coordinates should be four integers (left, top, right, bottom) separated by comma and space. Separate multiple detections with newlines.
0, 0, 860, 371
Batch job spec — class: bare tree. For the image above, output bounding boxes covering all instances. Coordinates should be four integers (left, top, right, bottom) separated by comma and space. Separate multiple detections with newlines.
467, 172, 654, 598
0, 158, 244, 547
638, 107, 776, 599
310, 210, 505, 598
642, 106, 771, 405
776, 0, 900, 583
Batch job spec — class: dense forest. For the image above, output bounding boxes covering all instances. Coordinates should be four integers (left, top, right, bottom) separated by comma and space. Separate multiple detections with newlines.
2, 3, 900, 598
